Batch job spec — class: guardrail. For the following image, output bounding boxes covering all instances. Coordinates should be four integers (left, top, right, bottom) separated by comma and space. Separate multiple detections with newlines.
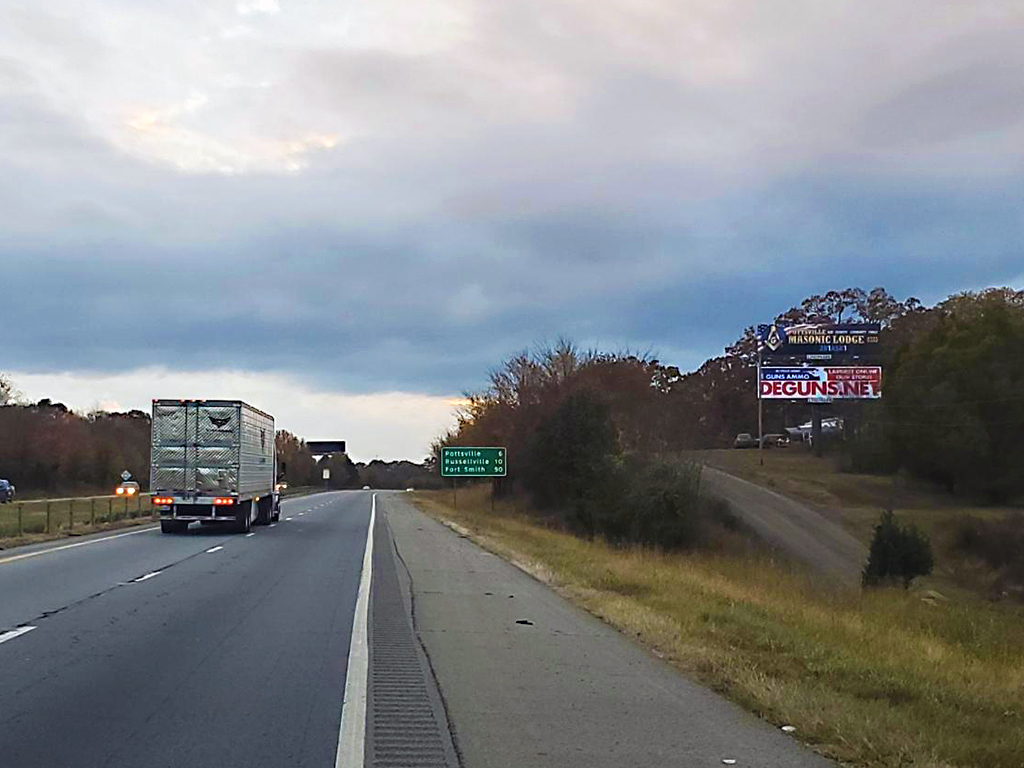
0, 492, 156, 539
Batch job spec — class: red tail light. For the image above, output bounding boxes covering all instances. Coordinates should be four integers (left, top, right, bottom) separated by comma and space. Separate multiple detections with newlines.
152, 497, 174, 505
213, 497, 235, 506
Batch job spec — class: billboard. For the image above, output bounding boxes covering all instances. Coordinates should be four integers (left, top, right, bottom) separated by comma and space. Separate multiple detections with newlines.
757, 323, 880, 359
759, 367, 882, 400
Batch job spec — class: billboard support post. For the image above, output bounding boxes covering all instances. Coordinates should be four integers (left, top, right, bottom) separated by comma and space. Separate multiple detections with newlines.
757, 343, 764, 466
812, 405, 823, 458
440, 446, 507, 511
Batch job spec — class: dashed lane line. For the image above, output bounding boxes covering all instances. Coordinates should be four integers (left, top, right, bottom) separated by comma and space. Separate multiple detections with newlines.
0, 626, 37, 645
0, 525, 160, 567
205, 546, 224, 553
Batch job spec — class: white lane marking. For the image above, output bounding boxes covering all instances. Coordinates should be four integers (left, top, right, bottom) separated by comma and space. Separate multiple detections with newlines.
284, 517, 293, 521
133, 571, 161, 583
335, 493, 376, 768
298, 512, 305, 516
0, 626, 37, 645
205, 546, 224, 553
269, 523, 277, 528
245, 532, 256, 538
0, 525, 160, 568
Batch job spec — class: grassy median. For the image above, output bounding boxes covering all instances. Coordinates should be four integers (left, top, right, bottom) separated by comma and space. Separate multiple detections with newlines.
0, 494, 156, 548
412, 485, 1024, 768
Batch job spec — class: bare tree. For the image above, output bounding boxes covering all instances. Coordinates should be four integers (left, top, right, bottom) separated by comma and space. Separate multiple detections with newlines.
0, 373, 20, 406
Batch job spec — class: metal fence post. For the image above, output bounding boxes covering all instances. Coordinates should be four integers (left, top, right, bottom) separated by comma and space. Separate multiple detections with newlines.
108, 497, 113, 523
17, 502, 23, 536
125, 496, 130, 519
46, 501, 51, 533
69, 498, 74, 531
90, 497, 96, 526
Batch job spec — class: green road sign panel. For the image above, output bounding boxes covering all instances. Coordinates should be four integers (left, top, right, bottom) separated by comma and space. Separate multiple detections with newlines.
441, 447, 507, 477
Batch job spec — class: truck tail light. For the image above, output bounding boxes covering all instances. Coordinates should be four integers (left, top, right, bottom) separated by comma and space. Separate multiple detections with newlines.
213, 497, 235, 506
152, 497, 173, 505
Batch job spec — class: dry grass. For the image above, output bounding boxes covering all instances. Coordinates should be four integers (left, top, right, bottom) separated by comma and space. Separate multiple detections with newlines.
413, 485, 1024, 768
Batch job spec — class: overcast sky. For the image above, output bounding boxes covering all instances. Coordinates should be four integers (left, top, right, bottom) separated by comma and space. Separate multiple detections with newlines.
2, 1, 1022, 459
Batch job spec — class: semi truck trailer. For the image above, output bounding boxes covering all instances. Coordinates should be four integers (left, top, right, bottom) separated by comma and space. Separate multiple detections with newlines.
150, 399, 280, 534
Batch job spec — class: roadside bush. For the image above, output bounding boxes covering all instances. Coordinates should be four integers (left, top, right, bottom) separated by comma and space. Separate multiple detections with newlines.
862, 510, 934, 589
844, 428, 899, 475
613, 457, 704, 548
702, 494, 742, 532
522, 390, 622, 540
955, 513, 1024, 599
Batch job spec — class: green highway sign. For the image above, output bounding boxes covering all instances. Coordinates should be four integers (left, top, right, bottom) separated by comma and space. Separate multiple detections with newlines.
441, 446, 507, 477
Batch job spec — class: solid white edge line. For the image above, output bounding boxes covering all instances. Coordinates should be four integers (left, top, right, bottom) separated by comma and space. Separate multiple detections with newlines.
0, 626, 37, 645
335, 492, 375, 768
205, 546, 224, 553
0, 525, 160, 567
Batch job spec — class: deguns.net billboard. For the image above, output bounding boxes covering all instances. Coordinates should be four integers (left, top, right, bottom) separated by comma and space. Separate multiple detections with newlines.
759, 367, 882, 400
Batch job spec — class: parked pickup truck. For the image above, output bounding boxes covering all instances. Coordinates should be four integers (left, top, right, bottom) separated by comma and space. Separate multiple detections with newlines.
150, 400, 280, 534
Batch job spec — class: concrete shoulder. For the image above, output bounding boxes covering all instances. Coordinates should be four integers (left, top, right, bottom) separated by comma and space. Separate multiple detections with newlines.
379, 494, 836, 768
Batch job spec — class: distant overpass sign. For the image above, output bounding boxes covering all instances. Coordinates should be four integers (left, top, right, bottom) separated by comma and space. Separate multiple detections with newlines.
441, 447, 507, 477
307, 440, 346, 455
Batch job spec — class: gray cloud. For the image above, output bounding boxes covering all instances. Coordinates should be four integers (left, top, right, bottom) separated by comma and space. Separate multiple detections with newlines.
1, 0, 1022, 399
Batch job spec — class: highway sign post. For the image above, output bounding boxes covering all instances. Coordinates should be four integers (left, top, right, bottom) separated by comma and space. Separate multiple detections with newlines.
440, 447, 507, 511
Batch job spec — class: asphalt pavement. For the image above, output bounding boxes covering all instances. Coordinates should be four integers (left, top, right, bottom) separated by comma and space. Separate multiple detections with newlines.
0, 491, 370, 768
2, 489, 839, 768
702, 466, 867, 585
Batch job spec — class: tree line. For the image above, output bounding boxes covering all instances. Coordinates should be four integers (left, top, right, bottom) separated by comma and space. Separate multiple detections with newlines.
0, 398, 151, 496
435, 285, 1024, 550
0, 387, 438, 496
276, 430, 441, 490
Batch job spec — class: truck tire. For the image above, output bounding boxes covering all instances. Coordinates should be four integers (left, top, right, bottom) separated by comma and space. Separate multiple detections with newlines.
237, 502, 252, 534
161, 520, 188, 534
255, 496, 271, 526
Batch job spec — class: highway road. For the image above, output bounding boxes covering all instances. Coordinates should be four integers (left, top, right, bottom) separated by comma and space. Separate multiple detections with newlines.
0, 491, 835, 768
702, 466, 867, 586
